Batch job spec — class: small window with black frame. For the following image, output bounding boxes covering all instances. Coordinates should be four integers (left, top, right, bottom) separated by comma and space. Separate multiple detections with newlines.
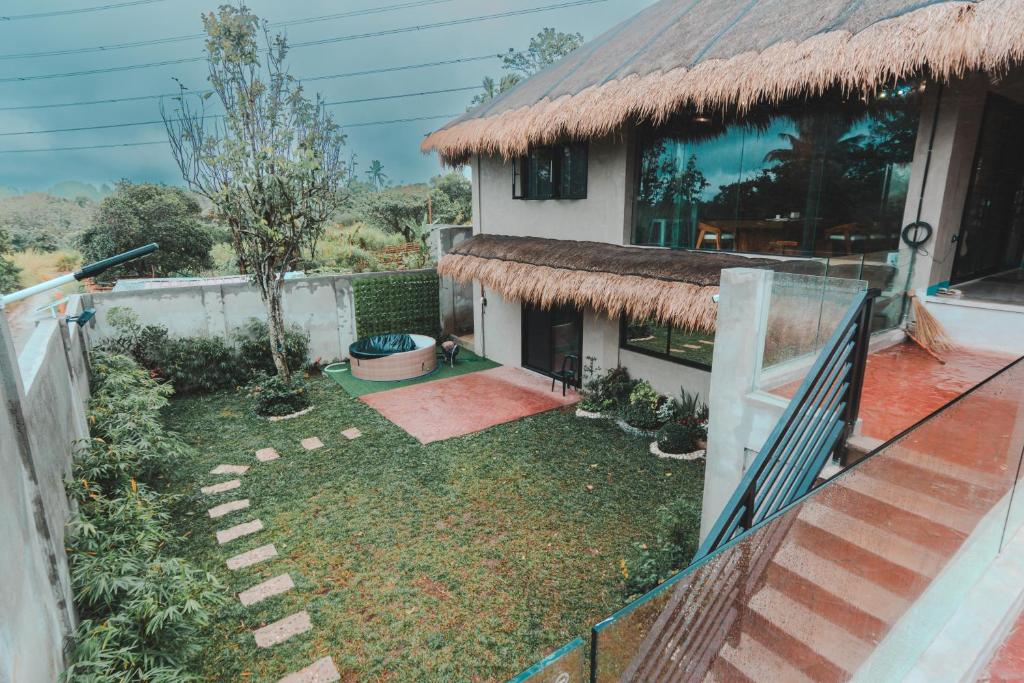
621, 318, 714, 368
513, 142, 588, 200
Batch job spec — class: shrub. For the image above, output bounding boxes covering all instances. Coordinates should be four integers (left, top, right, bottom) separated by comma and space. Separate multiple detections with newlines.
234, 319, 310, 378
154, 336, 238, 395
580, 364, 638, 413
622, 497, 701, 598
247, 373, 310, 417
620, 400, 662, 431
657, 422, 700, 455
64, 351, 226, 681
100, 308, 309, 395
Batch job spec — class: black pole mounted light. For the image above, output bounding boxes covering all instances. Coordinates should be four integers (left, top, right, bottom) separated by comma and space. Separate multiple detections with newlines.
1, 243, 159, 306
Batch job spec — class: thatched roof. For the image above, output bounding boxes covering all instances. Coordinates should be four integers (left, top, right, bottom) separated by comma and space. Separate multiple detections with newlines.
423, 0, 1023, 163
438, 234, 787, 332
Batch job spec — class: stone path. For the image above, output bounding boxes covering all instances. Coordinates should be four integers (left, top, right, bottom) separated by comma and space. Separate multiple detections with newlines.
211, 464, 250, 475
198, 439, 343, 679
208, 499, 250, 519
239, 573, 294, 607
278, 657, 341, 683
254, 611, 312, 648
201, 479, 241, 495
341, 427, 361, 440
216, 519, 263, 545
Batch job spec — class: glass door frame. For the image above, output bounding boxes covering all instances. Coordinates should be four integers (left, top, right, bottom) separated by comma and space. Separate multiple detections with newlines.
520, 303, 584, 385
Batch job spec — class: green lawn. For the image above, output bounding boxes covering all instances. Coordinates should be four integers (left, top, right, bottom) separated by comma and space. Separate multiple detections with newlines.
161, 376, 704, 682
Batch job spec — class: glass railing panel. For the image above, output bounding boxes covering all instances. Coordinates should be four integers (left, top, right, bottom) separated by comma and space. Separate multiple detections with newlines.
508, 637, 588, 683
594, 357, 1024, 681
758, 271, 867, 376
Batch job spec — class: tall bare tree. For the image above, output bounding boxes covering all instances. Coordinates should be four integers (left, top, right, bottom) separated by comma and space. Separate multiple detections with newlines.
163, 5, 346, 381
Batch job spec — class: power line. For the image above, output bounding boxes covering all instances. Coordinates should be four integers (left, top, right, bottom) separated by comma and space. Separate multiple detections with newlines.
0, 0, 459, 60
0, 0, 604, 83
0, 114, 460, 154
0, 0, 168, 22
0, 55, 499, 111
0, 85, 473, 135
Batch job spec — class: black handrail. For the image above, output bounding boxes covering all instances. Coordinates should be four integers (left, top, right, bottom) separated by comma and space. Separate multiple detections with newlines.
695, 287, 878, 560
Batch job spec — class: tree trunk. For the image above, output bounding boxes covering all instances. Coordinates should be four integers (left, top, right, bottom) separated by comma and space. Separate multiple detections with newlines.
259, 272, 291, 382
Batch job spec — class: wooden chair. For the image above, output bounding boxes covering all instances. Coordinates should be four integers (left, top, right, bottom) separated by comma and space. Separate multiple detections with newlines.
695, 222, 735, 250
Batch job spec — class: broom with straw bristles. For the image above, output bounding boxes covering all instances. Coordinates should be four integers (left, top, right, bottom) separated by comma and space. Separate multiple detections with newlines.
906, 292, 956, 361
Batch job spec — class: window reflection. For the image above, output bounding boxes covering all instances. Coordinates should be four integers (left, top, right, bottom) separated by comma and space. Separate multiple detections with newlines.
631, 88, 922, 256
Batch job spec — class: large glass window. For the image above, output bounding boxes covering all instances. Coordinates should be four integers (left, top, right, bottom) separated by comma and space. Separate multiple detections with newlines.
630, 86, 923, 256
514, 143, 588, 200
620, 318, 714, 368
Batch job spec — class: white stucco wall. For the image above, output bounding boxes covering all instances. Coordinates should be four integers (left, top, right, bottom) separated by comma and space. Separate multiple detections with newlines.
472, 134, 630, 243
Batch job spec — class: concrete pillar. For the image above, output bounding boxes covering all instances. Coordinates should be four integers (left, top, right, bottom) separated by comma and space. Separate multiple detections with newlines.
699, 268, 774, 541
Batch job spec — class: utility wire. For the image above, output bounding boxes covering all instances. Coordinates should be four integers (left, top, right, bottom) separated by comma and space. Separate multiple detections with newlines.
0, 0, 168, 22
0, 55, 499, 111
0, 0, 458, 60
0, 86, 473, 135
0, 114, 460, 153
0, 0, 605, 82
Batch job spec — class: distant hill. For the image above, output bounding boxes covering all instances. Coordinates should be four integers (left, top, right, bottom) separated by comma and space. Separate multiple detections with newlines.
0, 192, 97, 250
46, 181, 114, 203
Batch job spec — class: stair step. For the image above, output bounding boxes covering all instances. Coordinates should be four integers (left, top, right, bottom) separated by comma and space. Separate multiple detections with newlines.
890, 445, 1010, 492
768, 542, 908, 641
837, 470, 978, 535
792, 518, 928, 599
860, 456, 1003, 511
800, 502, 945, 578
712, 632, 815, 683
747, 586, 873, 678
819, 485, 965, 557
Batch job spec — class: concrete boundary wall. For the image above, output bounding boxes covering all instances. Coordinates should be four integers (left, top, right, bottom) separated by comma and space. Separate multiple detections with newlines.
87, 269, 439, 362
1, 296, 92, 683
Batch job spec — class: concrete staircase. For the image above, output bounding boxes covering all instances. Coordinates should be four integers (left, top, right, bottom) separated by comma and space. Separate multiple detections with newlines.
705, 442, 1002, 682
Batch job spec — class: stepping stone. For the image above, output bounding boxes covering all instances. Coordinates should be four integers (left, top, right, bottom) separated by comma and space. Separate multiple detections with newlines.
683, 344, 701, 350
256, 447, 280, 462
226, 544, 277, 571
699, 339, 715, 345
279, 657, 340, 683
301, 437, 324, 450
253, 610, 312, 648
216, 519, 263, 545
211, 464, 250, 475
201, 479, 241, 495
208, 499, 250, 519
239, 573, 295, 606
341, 428, 362, 440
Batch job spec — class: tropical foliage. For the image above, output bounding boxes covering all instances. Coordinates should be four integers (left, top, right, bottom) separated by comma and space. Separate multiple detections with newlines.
63, 352, 226, 681
470, 27, 584, 107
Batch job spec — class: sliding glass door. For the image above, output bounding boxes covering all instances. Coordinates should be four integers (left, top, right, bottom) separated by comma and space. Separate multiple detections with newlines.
522, 304, 582, 382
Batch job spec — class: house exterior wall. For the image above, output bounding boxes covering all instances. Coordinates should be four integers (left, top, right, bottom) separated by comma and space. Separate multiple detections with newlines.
472, 134, 630, 243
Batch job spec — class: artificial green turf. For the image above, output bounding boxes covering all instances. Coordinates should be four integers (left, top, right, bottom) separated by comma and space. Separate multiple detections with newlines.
161, 377, 704, 682
325, 348, 500, 397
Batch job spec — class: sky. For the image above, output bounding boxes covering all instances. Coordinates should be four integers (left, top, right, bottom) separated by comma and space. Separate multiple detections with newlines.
0, 0, 657, 193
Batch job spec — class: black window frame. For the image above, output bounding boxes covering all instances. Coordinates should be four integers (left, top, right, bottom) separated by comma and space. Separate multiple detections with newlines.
619, 317, 713, 371
513, 142, 588, 200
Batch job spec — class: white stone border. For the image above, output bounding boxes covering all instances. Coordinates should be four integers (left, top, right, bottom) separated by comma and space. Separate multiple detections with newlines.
649, 440, 706, 461
575, 408, 604, 419
615, 418, 659, 439
266, 405, 315, 422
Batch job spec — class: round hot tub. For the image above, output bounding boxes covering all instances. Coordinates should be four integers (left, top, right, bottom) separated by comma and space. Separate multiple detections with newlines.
348, 333, 437, 382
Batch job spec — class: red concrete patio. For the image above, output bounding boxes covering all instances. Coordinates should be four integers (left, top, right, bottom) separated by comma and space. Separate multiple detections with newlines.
360, 366, 579, 444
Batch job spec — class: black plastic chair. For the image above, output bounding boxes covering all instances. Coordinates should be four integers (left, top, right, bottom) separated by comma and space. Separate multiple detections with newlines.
551, 354, 579, 396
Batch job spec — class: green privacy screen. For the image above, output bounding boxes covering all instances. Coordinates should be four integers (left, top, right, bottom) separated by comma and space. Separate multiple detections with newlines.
352, 271, 440, 339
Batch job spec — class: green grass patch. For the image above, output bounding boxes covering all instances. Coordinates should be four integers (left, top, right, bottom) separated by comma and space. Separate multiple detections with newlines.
325, 348, 500, 397
161, 377, 704, 681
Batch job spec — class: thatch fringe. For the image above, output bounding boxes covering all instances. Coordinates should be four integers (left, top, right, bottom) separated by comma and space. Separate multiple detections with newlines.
438, 253, 720, 332
423, 0, 1024, 163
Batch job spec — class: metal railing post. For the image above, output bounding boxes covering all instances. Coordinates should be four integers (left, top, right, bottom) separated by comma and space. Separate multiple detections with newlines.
839, 289, 879, 464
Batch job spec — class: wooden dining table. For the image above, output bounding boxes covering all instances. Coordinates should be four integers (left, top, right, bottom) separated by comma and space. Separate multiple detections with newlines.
703, 218, 813, 253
